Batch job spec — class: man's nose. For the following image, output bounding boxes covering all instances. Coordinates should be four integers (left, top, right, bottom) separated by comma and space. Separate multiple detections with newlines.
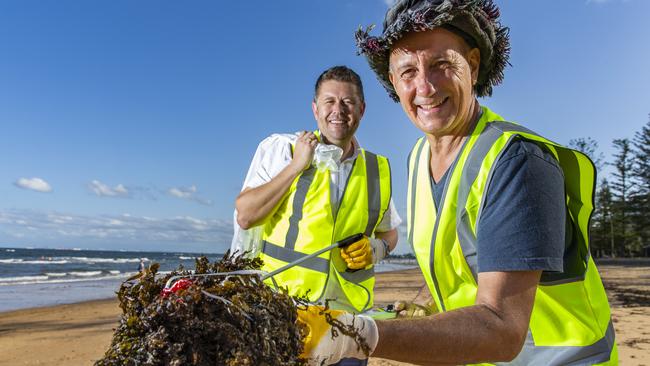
332, 100, 348, 113
414, 71, 436, 97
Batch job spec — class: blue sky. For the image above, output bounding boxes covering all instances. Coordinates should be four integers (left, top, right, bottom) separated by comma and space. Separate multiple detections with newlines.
1, 0, 648, 254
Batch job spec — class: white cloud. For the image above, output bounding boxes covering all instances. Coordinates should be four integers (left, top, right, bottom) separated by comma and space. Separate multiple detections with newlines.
14, 177, 52, 193
168, 185, 213, 206
169, 185, 197, 199
384, 0, 397, 6
89, 180, 130, 197
0, 209, 233, 246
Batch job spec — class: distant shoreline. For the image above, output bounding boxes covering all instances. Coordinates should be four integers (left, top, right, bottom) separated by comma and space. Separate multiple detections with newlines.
594, 257, 650, 266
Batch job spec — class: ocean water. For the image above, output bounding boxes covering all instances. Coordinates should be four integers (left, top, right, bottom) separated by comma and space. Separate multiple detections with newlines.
0, 247, 223, 313
0, 247, 416, 313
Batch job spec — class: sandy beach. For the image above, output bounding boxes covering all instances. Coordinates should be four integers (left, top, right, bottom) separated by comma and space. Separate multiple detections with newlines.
0, 263, 648, 366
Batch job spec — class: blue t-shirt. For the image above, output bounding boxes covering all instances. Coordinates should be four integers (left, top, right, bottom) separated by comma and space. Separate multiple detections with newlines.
431, 137, 566, 273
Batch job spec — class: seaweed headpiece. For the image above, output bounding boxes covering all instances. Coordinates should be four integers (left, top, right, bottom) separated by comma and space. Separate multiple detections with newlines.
355, 0, 510, 101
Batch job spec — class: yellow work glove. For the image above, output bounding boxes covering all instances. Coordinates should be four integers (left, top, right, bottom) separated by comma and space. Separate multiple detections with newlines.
297, 306, 378, 366
340, 237, 388, 270
393, 300, 437, 318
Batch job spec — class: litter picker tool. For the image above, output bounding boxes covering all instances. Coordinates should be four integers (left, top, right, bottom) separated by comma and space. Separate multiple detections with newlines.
261, 233, 363, 280
163, 233, 363, 290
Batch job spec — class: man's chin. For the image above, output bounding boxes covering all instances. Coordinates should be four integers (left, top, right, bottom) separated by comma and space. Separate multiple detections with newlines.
323, 130, 351, 143
414, 118, 452, 134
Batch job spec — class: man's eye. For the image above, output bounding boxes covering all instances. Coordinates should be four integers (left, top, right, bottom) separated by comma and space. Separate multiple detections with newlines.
435, 61, 450, 69
401, 69, 415, 79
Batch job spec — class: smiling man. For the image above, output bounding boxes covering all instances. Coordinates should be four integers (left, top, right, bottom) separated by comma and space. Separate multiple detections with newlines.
297, 1, 617, 365
232, 65, 400, 366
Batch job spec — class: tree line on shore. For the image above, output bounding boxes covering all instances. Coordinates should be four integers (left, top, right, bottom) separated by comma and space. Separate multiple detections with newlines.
570, 114, 650, 258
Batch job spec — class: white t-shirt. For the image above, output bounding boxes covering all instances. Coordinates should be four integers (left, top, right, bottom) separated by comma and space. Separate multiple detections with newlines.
231, 132, 401, 255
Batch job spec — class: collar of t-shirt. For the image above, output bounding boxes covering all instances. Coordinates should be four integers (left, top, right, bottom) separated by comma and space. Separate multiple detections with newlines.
428, 107, 483, 210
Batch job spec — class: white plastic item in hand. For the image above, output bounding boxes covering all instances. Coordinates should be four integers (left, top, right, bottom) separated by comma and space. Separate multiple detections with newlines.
312, 143, 342, 172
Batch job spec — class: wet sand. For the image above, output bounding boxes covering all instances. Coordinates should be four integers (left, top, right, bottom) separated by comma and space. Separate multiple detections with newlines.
0, 263, 647, 365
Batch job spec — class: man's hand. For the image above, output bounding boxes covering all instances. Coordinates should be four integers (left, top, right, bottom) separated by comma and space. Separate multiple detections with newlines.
393, 300, 436, 318
340, 236, 387, 269
392, 285, 437, 318
289, 131, 318, 174
297, 306, 378, 365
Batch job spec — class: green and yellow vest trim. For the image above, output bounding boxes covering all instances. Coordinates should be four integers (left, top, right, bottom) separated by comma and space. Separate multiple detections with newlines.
407, 107, 617, 365
260, 132, 392, 313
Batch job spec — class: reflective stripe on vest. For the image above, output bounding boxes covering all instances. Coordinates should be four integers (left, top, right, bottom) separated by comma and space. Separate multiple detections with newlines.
407, 106, 617, 365
260, 147, 391, 312
285, 167, 317, 250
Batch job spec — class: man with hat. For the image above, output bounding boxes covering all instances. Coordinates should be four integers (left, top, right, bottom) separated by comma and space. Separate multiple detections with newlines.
297, 1, 617, 365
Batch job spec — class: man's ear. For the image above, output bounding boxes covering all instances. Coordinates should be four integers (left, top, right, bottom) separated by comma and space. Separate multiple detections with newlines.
311, 100, 318, 121
360, 100, 366, 117
468, 48, 481, 85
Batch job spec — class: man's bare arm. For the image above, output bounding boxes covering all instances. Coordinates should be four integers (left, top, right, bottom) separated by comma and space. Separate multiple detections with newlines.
235, 131, 317, 229
372, 270, 541, 365
235, 165, 301, 229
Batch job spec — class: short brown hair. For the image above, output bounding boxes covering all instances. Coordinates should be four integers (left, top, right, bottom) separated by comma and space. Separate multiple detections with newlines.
314, 65, 365, 102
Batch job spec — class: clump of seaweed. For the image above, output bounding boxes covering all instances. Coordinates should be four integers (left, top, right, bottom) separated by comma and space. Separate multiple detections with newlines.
96, 252, 309, 366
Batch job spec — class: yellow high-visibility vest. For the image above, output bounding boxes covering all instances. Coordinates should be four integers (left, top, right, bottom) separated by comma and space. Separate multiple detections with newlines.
407, 107, 617, 365
261, 132, 392, 313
